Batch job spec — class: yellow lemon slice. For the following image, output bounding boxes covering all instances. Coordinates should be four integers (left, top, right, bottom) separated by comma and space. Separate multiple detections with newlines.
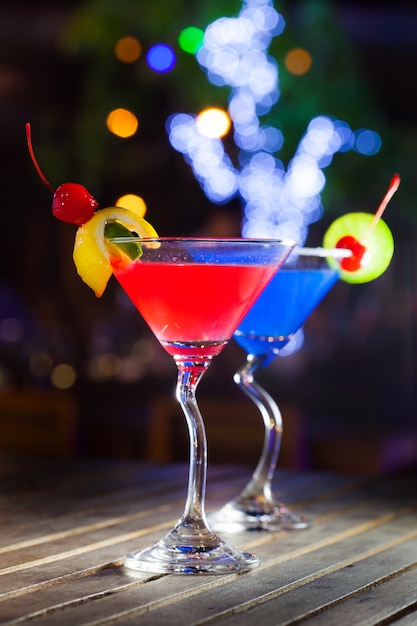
73, 207, 158, 297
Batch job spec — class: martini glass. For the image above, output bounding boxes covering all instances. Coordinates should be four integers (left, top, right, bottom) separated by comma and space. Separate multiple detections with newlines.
109, 237, 295, 574
209, 247, 347, 533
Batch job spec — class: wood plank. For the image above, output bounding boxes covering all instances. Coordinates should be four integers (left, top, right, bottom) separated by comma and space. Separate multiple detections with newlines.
302, 568, 417, 625
390, 612, 417, 625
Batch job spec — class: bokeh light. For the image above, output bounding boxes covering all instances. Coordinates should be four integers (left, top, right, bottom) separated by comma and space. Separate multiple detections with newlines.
284, 48, 312, 75
354, 129, 382, 156
178, 27, 204, 55
50, 363, 77, 390
0, 317, 24, 342
196, 108, 231, 139
106, 108, 139, 138
116, 193, 147, 217
88, 353, 121, 382
114, 36, 142, 63
146, 43, 176, 73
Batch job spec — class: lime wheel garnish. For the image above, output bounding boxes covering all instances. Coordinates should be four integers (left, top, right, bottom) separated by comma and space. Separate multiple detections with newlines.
323, 174, 399, 284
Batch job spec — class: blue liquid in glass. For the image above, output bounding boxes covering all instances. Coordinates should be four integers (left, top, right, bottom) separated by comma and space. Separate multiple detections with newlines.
234, 267, 339, 359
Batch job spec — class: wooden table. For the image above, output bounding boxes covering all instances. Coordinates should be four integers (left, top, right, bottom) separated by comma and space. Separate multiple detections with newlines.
1, 453, 416, 625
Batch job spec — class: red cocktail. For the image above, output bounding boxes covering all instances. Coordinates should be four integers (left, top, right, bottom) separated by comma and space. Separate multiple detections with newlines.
110, 237, 296, 574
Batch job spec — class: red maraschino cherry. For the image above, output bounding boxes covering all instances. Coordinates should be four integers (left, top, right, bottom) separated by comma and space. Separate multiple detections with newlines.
336, 235, 366, 272
26, 123, 98, 226
51, 182, 98, 225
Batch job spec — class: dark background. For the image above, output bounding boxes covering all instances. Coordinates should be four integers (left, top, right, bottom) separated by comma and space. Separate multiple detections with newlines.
0, 0, 416, 474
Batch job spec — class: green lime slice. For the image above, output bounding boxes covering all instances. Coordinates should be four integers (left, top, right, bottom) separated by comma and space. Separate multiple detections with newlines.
323, 212, 394, 284
104, 220, 142, 260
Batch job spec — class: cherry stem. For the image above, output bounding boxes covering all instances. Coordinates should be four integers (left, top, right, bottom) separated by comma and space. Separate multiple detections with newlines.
360, 173, 401, 243
25, 123, 55, 194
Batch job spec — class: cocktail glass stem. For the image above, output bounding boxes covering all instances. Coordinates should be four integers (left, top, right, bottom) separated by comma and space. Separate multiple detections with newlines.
124, 356, 260, 573
176, 359, 211, 531
234, 354, 281, 505
209, 353, 309, 532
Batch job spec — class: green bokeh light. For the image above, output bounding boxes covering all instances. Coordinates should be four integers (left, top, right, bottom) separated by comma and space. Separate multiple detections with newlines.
178, 26, 204, 55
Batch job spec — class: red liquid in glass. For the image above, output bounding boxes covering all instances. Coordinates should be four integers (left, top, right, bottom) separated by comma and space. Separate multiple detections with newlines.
112, 259, 277, 358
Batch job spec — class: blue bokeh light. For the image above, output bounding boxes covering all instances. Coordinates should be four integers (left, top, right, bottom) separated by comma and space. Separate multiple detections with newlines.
146, 43, 176, 73
354, 129, 382, 156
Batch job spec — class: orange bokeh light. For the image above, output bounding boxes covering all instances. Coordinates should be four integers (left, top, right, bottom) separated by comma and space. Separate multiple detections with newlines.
114, 36, 142, 63
106, 108, 139, 138
115, 193, 147, 217
284, 48, 313, 75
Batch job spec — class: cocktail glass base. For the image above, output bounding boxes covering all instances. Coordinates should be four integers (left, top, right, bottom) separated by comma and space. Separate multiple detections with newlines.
124, 517, 259, 574
209, 498, 310, 533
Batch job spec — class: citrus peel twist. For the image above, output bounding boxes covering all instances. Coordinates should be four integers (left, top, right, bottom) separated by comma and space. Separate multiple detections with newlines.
73, 207, 158, 297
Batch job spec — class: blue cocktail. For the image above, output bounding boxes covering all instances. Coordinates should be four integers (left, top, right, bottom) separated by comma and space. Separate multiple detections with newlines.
209, 248, 345, 532
235, 264, 339, 362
